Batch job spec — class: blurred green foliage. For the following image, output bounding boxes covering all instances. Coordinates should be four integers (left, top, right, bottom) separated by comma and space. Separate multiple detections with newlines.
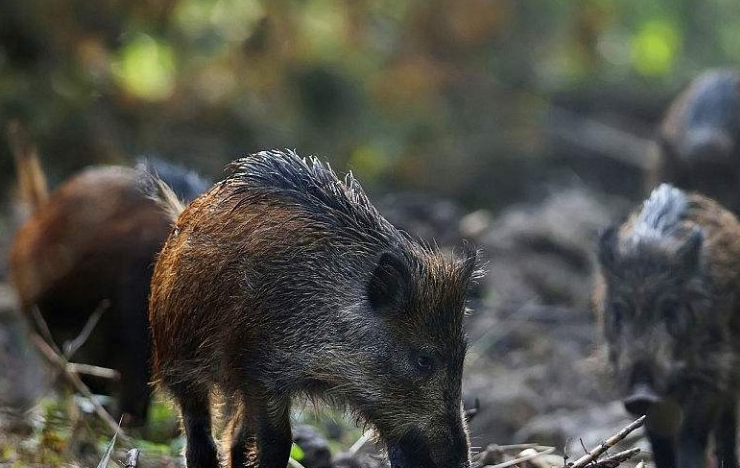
1, 0, 740, 205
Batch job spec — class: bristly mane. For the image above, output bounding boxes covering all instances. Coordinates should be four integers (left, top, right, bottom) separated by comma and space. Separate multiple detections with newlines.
634, 183, 688, 239
136, 156, 211, 203
223, 150, 414, 252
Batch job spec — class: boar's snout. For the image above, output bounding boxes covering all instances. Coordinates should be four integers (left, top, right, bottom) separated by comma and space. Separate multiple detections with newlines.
624, 383, 662, 416
387, 426, 470, 468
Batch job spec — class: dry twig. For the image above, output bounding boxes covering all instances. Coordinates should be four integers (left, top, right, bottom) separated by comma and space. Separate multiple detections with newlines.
30, 333, 130, 441
63, 299, 109, 358
348, 430, 375, 455
591, 448, 641, 468
67, 363, 120, 380
487, 447, 556, 468
464, 398, 480, 423
569, 416, 645, 468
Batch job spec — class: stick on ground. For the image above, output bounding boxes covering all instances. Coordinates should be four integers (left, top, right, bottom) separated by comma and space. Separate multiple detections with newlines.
30, 333, 129, 442
487, 447, 556, 468
569, 416, 645, 468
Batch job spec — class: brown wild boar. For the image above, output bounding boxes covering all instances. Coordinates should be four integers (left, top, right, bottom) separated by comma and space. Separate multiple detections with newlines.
9, 137, 208, 424
649, 69, 740, 214
148, 150, 479, 468
595, 183, 740, 468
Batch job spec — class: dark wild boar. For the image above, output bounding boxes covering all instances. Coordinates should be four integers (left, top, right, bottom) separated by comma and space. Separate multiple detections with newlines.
9, 136, 208, 424
149, 150, 479, 468
649, 69, 740, 214
595, 183, 740, 468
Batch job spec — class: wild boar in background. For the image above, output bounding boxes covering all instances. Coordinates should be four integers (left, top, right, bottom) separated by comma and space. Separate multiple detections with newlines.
148, 150, 480, 468
8, 126, 209, 425
595, 183, 740, 468
649, 70, 740, 214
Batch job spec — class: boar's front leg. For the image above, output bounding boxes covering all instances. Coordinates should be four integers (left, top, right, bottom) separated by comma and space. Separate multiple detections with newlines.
255, 396, 292, 468
226, 392, 292, 468
676, 396, 719, 468
225, 399, 255, 468
645, 428, 676, 468
714, 400, 738, 468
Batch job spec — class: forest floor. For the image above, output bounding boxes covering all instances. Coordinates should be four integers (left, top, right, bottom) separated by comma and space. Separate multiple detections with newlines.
0, 187, 649, 468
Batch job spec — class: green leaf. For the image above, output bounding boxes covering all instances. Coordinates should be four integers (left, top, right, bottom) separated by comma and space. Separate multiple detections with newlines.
290, 443, 305, 461
631, 19, 681, 77
113, 34, 176, 101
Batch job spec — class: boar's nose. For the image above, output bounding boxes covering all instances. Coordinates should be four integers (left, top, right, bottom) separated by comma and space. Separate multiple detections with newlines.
624, 383, 662, 416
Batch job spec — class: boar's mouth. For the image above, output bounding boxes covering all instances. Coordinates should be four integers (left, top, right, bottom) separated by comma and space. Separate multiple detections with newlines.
386, 428, 470, 468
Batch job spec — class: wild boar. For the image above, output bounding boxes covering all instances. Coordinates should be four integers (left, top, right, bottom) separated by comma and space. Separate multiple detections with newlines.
149, 150, 479, 468
649, 69, 740, 214
595, 183, 740, 468
9, 140, 208, 424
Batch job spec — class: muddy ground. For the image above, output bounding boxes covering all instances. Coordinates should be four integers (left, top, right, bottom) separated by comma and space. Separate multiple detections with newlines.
0, 185, 648, 467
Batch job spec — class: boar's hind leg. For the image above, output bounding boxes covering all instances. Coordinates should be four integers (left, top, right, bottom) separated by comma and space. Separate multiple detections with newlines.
116, 269, 153, 425
173, 384, 219, 468
714, 401, 738, 468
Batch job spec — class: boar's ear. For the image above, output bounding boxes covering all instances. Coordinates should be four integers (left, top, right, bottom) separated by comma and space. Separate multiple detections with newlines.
676, 228, 703, 271
597, 225, 619, 270
458, 242, 481, 284
367, 252, 411, 312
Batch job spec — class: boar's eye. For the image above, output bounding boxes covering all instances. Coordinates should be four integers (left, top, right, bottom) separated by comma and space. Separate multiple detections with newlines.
660, 297, 685, 336
609, 300, 628, 331
413, 353, 435, 374
660, 297, 679, 318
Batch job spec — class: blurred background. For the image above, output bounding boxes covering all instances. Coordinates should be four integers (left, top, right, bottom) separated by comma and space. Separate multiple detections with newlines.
1, 0, 740, 466
4, 0, 740, 205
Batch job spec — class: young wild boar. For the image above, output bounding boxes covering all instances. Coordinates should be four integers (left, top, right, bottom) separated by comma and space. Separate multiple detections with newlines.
149, 150, 479, 468
595, 184, 740, 468
9, 147, 208, 425
649, 70, 740, 214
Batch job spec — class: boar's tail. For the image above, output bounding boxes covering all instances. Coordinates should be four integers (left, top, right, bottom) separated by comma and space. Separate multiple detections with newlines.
7, 120, 49, 214
150, 176, 186, 224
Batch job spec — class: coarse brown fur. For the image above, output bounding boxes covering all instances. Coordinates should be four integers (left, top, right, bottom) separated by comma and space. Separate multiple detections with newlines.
648, 70, 740, 214
9, 158, 208, 425
594, 184, 740, 468
148, 150, 480, 468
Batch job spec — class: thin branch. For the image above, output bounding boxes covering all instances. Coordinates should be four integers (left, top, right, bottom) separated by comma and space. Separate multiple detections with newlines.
64, 299, 109, 358
592, 448, 641, 468
569, 416, 645, 468
546, 106, 654, 170
67, 363, 120, 380
486, 447, 556, 468
29, 333, 130, 442
483, 443, 554, 453
348, 430, 375, 456
30, 306, 63, 355
464, 398, 480, 424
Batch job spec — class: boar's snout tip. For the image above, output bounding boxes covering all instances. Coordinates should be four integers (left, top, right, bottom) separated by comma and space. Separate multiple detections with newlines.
623, 383, 662, 416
